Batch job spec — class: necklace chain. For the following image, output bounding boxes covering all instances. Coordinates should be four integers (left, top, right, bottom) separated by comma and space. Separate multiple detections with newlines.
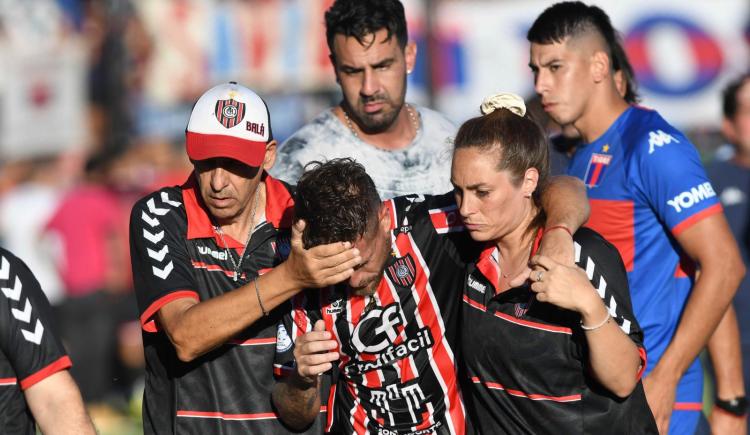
342, 103, 419, 138
214, 185, 261, 282
496, 240, 534, 279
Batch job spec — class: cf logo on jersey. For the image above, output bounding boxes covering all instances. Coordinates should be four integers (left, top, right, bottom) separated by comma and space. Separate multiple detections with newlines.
351, 303, 404, 353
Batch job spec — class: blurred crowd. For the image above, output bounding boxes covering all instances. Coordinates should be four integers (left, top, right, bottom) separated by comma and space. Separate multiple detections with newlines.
0, 0, 748, 433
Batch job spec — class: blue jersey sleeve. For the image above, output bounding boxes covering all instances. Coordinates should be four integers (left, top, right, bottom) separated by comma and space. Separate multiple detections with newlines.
631, 123, 721, 235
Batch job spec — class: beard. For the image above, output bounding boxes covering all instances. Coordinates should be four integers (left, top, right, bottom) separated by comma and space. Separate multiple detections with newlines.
351, 97, 402, 134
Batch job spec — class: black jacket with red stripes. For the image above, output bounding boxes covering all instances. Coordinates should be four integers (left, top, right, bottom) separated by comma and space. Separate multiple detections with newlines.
130, 174, 324, 435
461, 227, 657, 434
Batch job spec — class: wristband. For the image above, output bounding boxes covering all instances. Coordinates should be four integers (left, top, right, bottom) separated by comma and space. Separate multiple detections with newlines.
715, 396, 748, 417
580, 312, 611, 331
255, 278, 269, 317
544, 225, 573, 237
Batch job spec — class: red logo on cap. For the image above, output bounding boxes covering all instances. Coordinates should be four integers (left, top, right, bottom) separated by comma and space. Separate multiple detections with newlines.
214, 99, 246, 129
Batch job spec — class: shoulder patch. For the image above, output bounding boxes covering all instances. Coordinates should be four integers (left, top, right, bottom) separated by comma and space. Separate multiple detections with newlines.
276, 323, 293, 352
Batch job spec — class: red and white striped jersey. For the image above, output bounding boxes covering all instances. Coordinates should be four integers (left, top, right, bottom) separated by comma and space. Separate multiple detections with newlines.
276, 193, 481, 435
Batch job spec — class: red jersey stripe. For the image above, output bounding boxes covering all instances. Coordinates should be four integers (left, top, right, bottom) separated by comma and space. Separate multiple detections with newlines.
140, 290, 200, 333
673, 402, 703, 411
463, 295, 572, 334
0, 377, 17, 386
228, 337, 276, 346
20, 356, 72, 390
671, 203, 723, 236
471, 377, 582, 403
394, 232, 465, 435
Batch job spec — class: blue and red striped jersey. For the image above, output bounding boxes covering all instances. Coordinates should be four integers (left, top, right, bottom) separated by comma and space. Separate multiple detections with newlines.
567, 105, 722, 415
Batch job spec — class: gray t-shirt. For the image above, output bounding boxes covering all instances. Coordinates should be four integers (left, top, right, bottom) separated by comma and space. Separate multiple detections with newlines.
271, 105, 457, 199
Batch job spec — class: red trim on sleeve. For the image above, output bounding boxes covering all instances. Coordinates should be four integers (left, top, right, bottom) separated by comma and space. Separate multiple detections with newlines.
140, 290, 200, 333
636, 347, 647, 380
19, 356, 72, 390
0, 377, 17, 386
671, 203, 723, 237
673, 402, 703, 411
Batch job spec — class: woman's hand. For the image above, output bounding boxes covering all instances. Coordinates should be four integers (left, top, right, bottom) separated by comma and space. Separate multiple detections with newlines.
528, 254, 602, 316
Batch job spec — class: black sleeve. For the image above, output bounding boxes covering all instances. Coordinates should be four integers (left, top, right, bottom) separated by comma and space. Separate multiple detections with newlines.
573, 228, 645, 349
273, 291, 323, 378
0, 248, 71, 389
129, 189, 199, 332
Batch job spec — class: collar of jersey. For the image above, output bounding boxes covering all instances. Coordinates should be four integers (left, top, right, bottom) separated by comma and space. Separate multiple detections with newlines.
475, 228, 544, 294
182, 171, 295, 242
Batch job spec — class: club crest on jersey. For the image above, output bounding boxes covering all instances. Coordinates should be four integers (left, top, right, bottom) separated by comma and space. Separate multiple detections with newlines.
386, 254, 416, 287
514, 302, 529, 318
214, 99, 245, 128
584, 153, 612, 187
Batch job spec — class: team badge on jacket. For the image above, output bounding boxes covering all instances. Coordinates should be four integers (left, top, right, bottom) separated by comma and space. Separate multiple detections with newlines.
215, 99, 246, 128
584, 153, 612, 187
386, 254, 416, 287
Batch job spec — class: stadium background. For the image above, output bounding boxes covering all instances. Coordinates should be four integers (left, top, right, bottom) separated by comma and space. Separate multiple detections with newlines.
0, 0, 748, 433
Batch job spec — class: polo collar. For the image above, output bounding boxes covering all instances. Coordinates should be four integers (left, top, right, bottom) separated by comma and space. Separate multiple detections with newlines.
182, 171, 294, 247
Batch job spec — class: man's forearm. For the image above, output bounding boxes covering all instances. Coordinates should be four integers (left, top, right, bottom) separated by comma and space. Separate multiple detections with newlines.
653, 262, 742, 382
26, 371, 96, 435
160, 265, 306, 362
272, 375, 321, 430
708, 305, 746, 399
541, 175, 590, 231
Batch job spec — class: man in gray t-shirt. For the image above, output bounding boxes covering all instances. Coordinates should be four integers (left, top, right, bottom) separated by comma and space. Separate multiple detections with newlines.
271, 0, 456, 199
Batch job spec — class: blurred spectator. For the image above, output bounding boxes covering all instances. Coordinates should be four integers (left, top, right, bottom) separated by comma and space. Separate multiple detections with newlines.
705, 73, 750, 428
0, 156, 70, 305
44, 150, 133, 405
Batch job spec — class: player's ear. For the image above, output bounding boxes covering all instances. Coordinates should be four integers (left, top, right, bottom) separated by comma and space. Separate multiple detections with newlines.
329, 53, 340, 84
378, 204, 391, 234
591, 50, 610, 84
404, 42, 417, 74
263, 140, 277, 172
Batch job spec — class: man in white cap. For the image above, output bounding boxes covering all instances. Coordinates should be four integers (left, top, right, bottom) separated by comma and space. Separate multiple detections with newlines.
129, 82, 361, 434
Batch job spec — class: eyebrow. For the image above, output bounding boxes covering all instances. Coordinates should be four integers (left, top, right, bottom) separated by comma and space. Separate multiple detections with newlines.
528, 57, 562, 69
339, 57, 396, 71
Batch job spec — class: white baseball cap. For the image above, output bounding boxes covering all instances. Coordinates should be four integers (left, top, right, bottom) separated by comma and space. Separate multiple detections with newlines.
186, 82, 273, 167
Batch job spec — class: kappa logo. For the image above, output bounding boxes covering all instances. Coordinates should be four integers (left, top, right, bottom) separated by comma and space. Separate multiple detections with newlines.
468, 275, 486, 294
386, 254, 416, 287
648, 129, 679, 154
276, 324, 293, 353
667, 182, 716, 213
215, 99, 246, 128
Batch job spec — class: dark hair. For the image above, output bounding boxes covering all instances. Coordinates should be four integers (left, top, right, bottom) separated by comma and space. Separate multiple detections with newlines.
454, 106, 550, 230
723, 73, 750, 119
325, 0, 408, 55
295, 158, 382, 248
528, 1, 639, 104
